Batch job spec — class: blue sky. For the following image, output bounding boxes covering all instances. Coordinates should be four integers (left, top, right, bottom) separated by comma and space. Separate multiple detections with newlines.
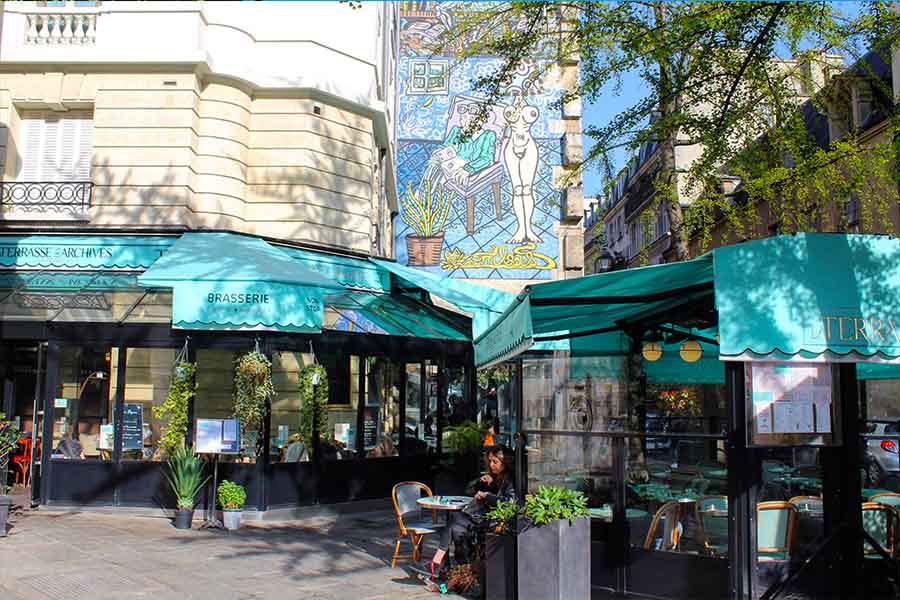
579, 1, 865, 197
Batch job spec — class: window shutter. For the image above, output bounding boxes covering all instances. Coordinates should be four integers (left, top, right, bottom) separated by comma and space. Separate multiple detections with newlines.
19, 116, 45, 181
72, 115, 93, 180
18, 111, 93, 182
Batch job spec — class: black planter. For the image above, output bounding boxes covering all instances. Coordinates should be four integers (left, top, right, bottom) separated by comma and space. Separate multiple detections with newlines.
485, 532, 516, 600
173, 508, 194, 529
0, 495, 10, 538
516, 517, 590, 600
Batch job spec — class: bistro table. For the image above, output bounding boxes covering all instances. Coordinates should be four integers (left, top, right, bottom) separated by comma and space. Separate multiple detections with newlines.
417, 495, 473, 524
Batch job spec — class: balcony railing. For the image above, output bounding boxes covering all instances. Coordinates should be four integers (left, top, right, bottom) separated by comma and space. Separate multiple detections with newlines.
0, 181, 93, 219
25, 11, 98, 45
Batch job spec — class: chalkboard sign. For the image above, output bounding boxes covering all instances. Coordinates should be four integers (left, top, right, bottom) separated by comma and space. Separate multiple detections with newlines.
122, 404, 144, 451
363, 407, 379, 450
195, 418, 241, 454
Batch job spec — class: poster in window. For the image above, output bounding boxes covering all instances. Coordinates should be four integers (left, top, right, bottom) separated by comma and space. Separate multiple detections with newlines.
363, 407, 379, 450
745, 362, 840, 447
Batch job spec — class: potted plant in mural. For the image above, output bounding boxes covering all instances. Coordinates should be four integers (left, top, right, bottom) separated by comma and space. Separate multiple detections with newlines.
516, 486, 590, 600
234, 350, 275, 455
217, 480, 246, 531
165, 445, 209, 529
402, 180, 451, 266
153, 362, 196, 458
0, 414, 21, 537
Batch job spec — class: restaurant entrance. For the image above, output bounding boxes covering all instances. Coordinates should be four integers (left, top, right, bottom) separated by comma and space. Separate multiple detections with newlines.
0, 341, 45, 505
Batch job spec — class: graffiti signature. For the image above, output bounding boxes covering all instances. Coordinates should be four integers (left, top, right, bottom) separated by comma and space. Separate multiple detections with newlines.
441, 242, 557, 271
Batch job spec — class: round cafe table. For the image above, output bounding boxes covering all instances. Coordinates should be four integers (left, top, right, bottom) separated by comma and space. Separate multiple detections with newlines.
417, 495, 472, 516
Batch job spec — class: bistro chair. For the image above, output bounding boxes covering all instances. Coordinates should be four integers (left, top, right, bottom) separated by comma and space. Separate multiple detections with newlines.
12, 437, 32, 487
870, 493, 900, 508
757, 501, 798, 562
696, 496, 728, 556
788, 496, 823, 514
644, 501, 681, 551
862, 502, 898, 558
390, 481, 443, 568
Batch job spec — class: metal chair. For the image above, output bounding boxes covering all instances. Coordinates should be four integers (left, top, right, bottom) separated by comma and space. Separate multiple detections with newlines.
757, 501, 799, 561
644, 501, 681, 551
862, 502, 898, 558
12, 437, 31, 487
390, 481, 443, 568
870, 492, 900, 508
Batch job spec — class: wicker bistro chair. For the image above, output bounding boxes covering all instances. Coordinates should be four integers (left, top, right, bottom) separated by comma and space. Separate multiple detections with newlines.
862, 502, 899, 558
390, 481, 444, 568
870, 493, 900, 509
757, 501, 799, 562
696, 496, 729, 556
644, 501, 682, 551
788, 496, 824, 514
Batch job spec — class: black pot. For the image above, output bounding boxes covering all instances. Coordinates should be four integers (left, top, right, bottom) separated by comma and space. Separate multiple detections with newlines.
0, 495, 10, 538
173, 508, 194, 529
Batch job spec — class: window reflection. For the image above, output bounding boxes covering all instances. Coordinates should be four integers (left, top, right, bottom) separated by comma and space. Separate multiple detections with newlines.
122, 348, 175, 461
195, 350, 256, 463
53, 345, 114, 460
270, 351, 315, 462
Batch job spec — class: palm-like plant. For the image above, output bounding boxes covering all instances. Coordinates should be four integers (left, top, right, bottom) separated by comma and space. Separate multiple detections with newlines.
165, 446, 208, 510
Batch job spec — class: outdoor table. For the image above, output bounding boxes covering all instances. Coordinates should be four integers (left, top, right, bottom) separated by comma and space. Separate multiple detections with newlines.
772, 475, 821, 497
417, 495, 472, 525
587, 507, 650, 522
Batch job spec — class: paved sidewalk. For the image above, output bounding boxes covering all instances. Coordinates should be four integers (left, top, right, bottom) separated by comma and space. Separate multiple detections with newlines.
0, 502, 467, 600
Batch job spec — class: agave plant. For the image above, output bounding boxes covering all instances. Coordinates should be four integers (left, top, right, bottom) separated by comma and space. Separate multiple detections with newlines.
165, 446, 209, 510
401, 179, 451, 237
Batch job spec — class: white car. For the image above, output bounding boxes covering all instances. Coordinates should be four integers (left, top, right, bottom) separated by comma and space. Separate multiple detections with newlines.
864, 421, 900, 486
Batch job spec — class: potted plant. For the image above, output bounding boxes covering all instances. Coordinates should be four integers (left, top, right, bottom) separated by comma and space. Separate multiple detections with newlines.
217, 480, 246, 530
234, 350, 275, 455
401, 180, 451, 266
483, 500, 520, 600
298, 364, 328, 456
516, 485, 590, 600
165, 445, 208, 529
0, 414, 21, 538
152, 361, 196, 457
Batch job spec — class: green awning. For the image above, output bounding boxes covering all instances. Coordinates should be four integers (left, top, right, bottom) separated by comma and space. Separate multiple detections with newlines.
0, 234, 173, 269
326, 291, 469, 341
715, 234, 900, 361
857, 363, 900, 380
280, 246, 390, 292
371, 258, 513, 337
138, 232, 342, 332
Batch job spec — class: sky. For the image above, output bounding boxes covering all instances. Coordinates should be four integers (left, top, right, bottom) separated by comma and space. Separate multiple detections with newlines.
578, 1, 866, 200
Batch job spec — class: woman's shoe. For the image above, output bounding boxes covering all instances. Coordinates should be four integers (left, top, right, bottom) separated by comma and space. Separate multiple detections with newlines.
430, 558, 447, 581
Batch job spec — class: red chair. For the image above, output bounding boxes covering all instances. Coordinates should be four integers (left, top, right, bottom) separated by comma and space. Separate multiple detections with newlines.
12, 437, 32, 487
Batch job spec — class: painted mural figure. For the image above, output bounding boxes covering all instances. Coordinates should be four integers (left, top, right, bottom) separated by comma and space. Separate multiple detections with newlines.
502, 98, 542, 244
428, 101, 497, 187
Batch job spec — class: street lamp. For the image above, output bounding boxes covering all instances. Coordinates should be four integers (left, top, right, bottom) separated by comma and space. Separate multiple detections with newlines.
597, 245, 615, 273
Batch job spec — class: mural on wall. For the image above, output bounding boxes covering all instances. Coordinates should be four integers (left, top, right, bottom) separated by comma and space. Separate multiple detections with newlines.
396, 2, 564, 280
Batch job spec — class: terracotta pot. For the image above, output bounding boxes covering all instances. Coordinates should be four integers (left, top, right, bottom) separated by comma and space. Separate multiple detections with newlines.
406, 232, 444, 266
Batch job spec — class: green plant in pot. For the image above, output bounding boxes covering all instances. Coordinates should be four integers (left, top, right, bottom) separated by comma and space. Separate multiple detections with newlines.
0, 414, 21, 538
298, 364, 328, 456
217, 480, 246, 531
165, 445, 208, 530
234, 350, 275, 456
153, 362, 196, 458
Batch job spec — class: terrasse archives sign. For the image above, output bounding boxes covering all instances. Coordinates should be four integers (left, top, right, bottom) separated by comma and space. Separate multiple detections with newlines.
0, 236, 174, 269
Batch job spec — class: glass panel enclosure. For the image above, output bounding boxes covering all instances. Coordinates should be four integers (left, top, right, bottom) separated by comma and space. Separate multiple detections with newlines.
364, 357, 400, 457
405, 363, 429, 454
121, 348, 174, 461
53, 344, 115, 460
270, 351, 315, 462
195, 349, 256, 463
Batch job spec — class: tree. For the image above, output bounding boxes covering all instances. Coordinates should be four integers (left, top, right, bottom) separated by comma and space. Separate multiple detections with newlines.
434, 2, 900, 259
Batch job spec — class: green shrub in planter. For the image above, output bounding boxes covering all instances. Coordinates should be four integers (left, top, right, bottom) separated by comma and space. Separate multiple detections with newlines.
217, 480, 246, 510
486, 500, 520, 534
523, 485, 589, 526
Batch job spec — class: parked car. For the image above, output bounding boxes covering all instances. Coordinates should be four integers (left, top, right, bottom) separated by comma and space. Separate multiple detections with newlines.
863, 420, 900, 486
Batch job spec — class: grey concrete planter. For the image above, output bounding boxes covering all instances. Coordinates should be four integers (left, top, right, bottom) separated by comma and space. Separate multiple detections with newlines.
516, 517, 590, 600
485, 532, 516, 600
0, 495, 11, 538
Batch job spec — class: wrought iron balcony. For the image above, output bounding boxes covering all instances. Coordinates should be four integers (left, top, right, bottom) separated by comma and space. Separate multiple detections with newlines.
0, 181, 93, 219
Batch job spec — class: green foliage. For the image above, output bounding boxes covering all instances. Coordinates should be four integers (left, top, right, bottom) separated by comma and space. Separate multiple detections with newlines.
523, 485, 589, 527
444, 421, 489, 455
152, 362, 196, 457
486, 500, 520, 533
298, 364, 328, 454
233, 350, 275, 446
165, 446, 208, 510
401, 179, 452, 237
217, 480, 246, 510
0, 414, 22, 494
477, 365, 511, 389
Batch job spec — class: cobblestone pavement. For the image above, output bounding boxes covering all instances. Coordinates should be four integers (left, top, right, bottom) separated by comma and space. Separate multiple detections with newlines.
0, 502, 467, 600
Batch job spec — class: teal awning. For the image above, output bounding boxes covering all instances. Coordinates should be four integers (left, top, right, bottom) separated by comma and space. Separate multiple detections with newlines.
857, 363, 900, 380
327, 291, 469, 341
138, 232, 342, 332
371, 258, 513, 338
0, 235, 174, 269
715, 234, 900, 361
280, 246, 390, 292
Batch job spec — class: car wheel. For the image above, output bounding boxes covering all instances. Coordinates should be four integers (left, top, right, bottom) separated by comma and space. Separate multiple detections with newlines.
866, 461, 883, 487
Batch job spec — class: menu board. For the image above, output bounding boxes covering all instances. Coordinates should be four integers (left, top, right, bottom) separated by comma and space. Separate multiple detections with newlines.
122, 404, 144, 451
746, 362, 840, 447
363, 407, 379, 450
195, 418, 241, 454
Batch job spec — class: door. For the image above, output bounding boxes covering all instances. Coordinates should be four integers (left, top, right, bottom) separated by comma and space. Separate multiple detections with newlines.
0, 342, 45, 502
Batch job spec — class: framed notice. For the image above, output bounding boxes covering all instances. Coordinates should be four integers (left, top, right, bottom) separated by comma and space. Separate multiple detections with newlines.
194, 418, 241, 454
122, 403, 144, 451
745, 362, 841, 447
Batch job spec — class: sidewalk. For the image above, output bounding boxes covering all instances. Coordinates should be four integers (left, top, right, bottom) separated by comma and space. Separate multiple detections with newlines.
0, 502, 467, 600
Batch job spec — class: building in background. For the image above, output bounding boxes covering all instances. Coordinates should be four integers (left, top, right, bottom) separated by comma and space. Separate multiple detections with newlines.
394, 2, 584, 291
582, 195, 605, 275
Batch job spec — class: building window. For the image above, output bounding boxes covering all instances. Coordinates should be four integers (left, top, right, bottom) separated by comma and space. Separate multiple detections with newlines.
843, 192, 860, 233
654, 203, 669, 241
408, 59, 449, 95
18, 111, 93, 182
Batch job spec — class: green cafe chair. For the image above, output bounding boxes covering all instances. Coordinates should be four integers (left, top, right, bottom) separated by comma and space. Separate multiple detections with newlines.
862, 502, 898, 558
757, 501, 799, 561
870, 492, 900, 509
788, 495, 823, 514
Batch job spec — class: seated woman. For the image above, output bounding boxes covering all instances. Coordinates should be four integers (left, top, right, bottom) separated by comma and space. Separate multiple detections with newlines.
430, 444, 516, 578
281, 433, 309, 462
53, 432, 85, 460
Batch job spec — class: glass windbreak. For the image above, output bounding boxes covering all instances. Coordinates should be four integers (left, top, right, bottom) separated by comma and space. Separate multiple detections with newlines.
195, 350, 256, 463
321, 354, 359, 460
270, 351, 315, 462
364, 357, 400, 458
52, 345, 116, 460
121, 348, 175, 461
404, 363, 430, 454
479, 362, 518, 446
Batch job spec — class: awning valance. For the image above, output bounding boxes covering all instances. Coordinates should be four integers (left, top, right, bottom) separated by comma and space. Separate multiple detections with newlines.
0, 234, 174, 270
138, 232, 342, 333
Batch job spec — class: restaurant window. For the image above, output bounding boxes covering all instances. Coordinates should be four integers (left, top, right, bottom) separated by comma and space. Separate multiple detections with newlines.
321, 354, 360, 460
121, 347, 175, 461
364, 357, 400, 458
405, 363, 429, 455
52, 344, 115, 461
270, 351, 316, 462
195, 350, 256, 463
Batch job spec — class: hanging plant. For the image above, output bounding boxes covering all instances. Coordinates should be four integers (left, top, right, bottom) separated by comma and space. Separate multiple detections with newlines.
657, 388, 701, 417
298, 364, 328, 451
153, 361, 196, 457
233, 350, 275, 441
477, 364, 511, 388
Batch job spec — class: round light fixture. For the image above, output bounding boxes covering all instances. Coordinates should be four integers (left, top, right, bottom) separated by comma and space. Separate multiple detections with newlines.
642, 341, 663, 362
679, 340, 703, 363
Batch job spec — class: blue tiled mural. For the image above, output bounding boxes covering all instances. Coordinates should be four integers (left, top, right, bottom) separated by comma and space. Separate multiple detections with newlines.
396, 2, 564, 280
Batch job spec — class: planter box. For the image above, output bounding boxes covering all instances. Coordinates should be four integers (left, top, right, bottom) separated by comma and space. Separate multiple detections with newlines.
0, 495, 10, 538
485, 532, 516, 600
516, 517, 590, 600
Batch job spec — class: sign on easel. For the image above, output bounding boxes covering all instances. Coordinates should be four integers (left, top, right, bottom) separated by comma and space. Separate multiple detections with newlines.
194, 418, 241, 454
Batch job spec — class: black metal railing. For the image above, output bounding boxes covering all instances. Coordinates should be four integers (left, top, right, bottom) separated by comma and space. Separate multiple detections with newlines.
0, 181, 93, 214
